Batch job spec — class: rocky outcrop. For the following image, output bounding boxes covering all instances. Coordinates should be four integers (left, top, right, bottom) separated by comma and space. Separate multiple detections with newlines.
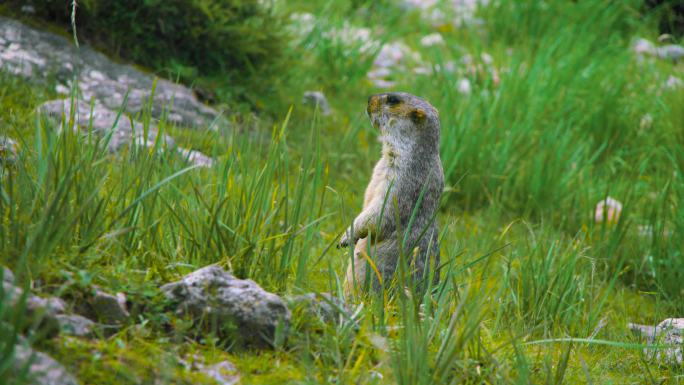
161, 265, 290, 347
0, 16, 220, 127
629, 318, 683, 365
38, 99, 215, 168
1, 17, 219, 168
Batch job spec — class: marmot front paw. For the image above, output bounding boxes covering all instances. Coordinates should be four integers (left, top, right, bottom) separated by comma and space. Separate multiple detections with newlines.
337, 230, 352, 249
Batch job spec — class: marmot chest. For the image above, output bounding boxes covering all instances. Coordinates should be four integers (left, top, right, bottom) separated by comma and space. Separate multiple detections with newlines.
362, 155, 398, 208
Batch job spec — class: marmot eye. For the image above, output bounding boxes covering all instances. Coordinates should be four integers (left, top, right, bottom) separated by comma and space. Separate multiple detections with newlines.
386, 95, 401, 105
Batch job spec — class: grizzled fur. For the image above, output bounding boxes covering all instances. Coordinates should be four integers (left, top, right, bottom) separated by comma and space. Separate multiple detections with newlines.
339, 92, 444, 293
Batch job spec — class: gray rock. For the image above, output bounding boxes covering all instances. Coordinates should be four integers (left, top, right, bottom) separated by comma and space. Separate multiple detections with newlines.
656, 45, 684, 62
2, 265, 14, 285
27, 296, 67, 316
633, 37, 656, 56
664, 75, 683, 91
629, 318, 684, 365
203, 360, 240, 385
56, 314, 96, 338
39, 99, 215, 168
303, 91, 331, 116
2, 279, 22, 303
0, 16, 221, 127
20, 5, 36, 14
39, 99, 174, 153
0, 270, 67, 326
161, 265, 290, 346
633, 37, 684, 62
25, 295, 67, 337
12, 342, 79, 385
180, 355, 240, 385
91, 289, 129, 325
177, 147, 215, 168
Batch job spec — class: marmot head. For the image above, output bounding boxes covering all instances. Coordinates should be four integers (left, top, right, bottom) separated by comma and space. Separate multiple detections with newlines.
367, 92, 440, 154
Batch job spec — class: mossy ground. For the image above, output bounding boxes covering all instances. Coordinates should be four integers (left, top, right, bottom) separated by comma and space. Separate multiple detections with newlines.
2, 1, 684, 384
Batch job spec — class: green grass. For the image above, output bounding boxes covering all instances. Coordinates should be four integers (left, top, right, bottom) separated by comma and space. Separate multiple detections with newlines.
2, 0, 684, 383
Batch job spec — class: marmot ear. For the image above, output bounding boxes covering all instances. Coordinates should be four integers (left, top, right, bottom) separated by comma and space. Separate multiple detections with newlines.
411, 108, 426, 124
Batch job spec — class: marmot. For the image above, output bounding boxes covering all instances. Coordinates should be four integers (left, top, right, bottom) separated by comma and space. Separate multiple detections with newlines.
339, 92, 444, 294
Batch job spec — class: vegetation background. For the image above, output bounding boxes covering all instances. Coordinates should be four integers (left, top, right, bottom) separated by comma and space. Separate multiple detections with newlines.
1, 0, 683, 383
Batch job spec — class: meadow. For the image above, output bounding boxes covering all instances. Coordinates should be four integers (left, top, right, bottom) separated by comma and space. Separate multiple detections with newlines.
1, 0, 684, 383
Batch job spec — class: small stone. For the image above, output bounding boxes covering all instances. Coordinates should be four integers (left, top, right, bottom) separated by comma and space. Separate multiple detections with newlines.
420, 33, 445, 47
12, 342, 79, 385
55, 84, 70, 95
202, 360, 240, 385
180, 355, 240, 385
20, 5, 36, 14
457, 78, 472, 95
91, 289, 129, 325
656, 45, 684, 62
633, 37, 684, 62
640, 114, 653, 130
633, 38, 656, 55
161, 265, 290, 347
26, 296, 67, 337
56, 314, 96, 337
664, 76, 683, 90
177, 147, 215, 168
2, 266, 14, 285
481, 52, 494, 65
27, 296, 66, 316
303, 91, 331, 116
2, 280, 22, 303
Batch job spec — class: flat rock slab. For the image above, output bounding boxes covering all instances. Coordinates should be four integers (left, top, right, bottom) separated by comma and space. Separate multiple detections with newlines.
0, 16, 220, 127
161, 265, 290, 347
629, 318, 684, 365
